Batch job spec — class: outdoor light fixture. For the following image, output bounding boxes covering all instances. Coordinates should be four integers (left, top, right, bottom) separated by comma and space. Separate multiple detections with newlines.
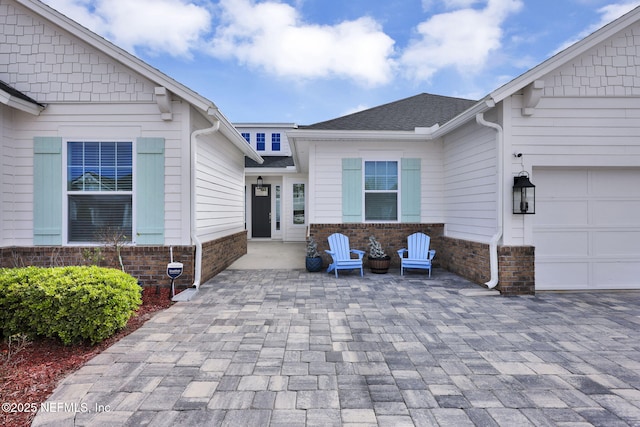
513, 171, 535, 214
257, 176, 263, 189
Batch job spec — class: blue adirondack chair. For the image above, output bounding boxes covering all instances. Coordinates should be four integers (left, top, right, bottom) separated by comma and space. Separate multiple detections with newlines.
397, 232, 436, 277
325, 233, 365, 277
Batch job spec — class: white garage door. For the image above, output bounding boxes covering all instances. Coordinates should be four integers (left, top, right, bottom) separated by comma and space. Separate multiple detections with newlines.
533, 168, 640, 291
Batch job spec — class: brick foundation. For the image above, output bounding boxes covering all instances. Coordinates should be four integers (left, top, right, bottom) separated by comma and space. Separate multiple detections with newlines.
201, 231, 248, 283
0, 245, 195, 288
437, 236, 491, 285
2, 229, 534, 295
435, 236, 535, 295
0, 230, 248, 290
309, 224, 445, 269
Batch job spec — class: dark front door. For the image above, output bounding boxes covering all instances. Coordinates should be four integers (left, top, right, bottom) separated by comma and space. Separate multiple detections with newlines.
251, 184, 271, 238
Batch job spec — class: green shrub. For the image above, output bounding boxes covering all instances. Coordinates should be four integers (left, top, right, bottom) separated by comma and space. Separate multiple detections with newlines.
0, 266, 142, 345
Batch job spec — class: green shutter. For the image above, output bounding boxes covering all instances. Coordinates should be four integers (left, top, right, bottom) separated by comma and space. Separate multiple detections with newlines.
401, 158, 421, 223
33, 137, 63, 245
136, 138, 165, 245
342, 158, 362, 222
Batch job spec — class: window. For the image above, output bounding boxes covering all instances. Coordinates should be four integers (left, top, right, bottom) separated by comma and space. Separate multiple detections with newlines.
256, 133, 265, 151
241, 132, 250, 143
364, 161, 398, 221
293, 183, 305, 224
66, 141, 133, 242
271, 133, 281, 151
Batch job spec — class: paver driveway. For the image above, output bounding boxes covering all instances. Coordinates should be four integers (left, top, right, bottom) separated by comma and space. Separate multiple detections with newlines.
33, 269, 640, 426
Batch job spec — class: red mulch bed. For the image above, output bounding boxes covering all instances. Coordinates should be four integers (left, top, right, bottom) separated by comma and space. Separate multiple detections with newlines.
0, 286, 176, 427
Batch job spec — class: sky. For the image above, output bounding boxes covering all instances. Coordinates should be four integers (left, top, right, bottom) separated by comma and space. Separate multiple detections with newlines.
42, 0, 640, 125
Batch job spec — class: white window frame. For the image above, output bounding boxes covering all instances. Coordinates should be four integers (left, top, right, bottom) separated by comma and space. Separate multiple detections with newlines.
62, 139, 137, 245
292, 182, 306, 226
363, 157, 400, 223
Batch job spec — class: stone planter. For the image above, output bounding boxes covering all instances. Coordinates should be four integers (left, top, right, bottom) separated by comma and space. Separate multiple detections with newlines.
305, 256, 323, 272
368, 256, 391, 274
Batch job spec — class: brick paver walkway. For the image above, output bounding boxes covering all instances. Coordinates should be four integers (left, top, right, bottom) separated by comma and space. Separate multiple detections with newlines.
32, 269, 640, 426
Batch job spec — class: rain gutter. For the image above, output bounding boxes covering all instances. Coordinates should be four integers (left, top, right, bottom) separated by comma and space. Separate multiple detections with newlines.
189, 114, 220, 290
475, 101, 503, 289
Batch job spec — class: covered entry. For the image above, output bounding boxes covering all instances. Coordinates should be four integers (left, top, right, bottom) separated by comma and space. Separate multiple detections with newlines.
533, 167, 640, 290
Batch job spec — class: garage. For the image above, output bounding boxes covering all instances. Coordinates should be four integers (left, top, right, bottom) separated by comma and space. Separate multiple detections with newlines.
533, 167, 640, 291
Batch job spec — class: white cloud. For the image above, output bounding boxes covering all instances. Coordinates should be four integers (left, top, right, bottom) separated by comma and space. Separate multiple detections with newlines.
207, 0, 396, 86
42, 0, 108, 34
422, 0, 482, 11
553, 1, 640, 54
597, 1, 640, 24
441, 0, 482, 8
342, 104, 370, 116
400, 0, 523, 82
43, 0, 211, 57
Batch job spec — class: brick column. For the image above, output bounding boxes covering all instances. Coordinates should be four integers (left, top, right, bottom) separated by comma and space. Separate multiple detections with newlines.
497, 246, 535, 295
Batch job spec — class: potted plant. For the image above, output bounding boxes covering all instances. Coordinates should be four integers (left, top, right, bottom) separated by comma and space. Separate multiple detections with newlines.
368, 235, 391, 274
305, 237, 323, 272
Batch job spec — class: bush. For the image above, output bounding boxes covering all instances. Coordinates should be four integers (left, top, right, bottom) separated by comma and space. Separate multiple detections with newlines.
0, 266, 142, 345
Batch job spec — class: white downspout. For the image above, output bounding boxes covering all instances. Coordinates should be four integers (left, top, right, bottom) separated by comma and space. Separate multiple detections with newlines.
476, 106, 503, 289
190, 117, 220, 289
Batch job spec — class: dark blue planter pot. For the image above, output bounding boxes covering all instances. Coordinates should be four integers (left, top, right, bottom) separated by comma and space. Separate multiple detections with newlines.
305, 256, 323, 272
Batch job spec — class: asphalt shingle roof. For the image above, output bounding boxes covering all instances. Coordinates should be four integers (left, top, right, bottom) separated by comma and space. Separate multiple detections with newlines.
245, 156, 295, 168
301, 93, 476, 131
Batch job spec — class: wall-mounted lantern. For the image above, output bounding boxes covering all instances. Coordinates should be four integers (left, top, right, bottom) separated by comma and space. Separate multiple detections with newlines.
256, 176, 263, 189
513, 172, 535, 214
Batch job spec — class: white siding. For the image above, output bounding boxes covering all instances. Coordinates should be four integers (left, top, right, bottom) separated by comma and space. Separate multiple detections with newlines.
0, 104, 14, 246
443, 122, 498, 243
195, 131, 246, 242
309, 139, 444, 224
5, 100, 192, 246
510, 96, 640, 158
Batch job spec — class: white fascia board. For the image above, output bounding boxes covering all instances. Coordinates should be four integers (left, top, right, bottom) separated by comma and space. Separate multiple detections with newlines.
287, 129, 429, 142
234, 123, 298, 129
287, 136, 302, 175
0, 89, 44, 115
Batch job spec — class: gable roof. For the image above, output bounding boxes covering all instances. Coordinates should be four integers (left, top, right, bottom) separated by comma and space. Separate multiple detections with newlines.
301, 93, 476, 131
434, 5, 640, 136
11, 0, 262, 162
300, 6, 640, 137
490, 5, 640, 103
